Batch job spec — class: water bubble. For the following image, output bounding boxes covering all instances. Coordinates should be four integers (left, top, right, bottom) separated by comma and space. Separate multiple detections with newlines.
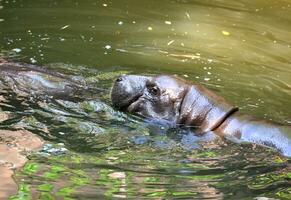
222, 30, 230, 36
185, 12, 191, 20
147, 26, 153, 31
118, 21, 123, 25
12, 48, 22, 53
60, 25, 70, 30
105, 45, 111, 49
165, 21, 172, 25
167, 40, 174, 46
30, 57, 37, 63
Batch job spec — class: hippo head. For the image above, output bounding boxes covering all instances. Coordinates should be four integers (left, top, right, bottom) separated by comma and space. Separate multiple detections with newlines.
111, 75, 188, 122
111, 75, 238, 133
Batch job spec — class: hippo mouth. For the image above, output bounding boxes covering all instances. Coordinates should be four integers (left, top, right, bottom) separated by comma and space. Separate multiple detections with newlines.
120, 92, 144, 111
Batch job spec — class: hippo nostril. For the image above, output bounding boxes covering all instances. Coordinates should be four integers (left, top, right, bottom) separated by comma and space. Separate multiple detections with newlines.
116, 77, 123, 83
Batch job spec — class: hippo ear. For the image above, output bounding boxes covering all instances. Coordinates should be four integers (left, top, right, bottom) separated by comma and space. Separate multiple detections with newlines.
178, 85, 238, 134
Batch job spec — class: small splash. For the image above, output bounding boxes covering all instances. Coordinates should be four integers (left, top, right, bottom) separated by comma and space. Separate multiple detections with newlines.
30, 57, 37, 63
59, 37, 66, 42
12, 48, 22, 53
104, 45, 111, 50
40, 143, 68, 156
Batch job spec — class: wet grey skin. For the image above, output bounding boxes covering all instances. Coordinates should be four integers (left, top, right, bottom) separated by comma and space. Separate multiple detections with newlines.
111, 75, 151, 111
111, 75, 238, 132
0, 60, 97, 101
111, 75, 291, 157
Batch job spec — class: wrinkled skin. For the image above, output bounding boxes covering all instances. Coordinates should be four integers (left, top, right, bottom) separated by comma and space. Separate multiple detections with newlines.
111, 75, 291, 156
111, 75, 238, 133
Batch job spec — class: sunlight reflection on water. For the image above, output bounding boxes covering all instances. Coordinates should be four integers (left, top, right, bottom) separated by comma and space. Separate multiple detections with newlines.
1, 0, 291, 199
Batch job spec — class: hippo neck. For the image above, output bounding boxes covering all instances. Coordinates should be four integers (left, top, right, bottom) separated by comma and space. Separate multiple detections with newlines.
178, 85, 238, 133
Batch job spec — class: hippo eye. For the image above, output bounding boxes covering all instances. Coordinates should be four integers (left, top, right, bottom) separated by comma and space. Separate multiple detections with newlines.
148, 85, 160, 96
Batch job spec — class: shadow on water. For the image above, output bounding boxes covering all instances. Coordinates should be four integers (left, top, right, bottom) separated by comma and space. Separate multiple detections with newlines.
1, 0, 291, 199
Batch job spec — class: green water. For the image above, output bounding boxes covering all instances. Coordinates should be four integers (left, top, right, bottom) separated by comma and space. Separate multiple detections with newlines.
1, 0, 291, 199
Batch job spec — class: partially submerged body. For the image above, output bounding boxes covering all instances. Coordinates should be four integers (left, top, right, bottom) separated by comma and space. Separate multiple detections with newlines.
0, 59, 98, 101
215, 112, 291, 156
111, 75, 291, 157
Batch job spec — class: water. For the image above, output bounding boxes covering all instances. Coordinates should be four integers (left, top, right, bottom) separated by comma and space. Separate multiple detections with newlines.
1, 0, 291, 199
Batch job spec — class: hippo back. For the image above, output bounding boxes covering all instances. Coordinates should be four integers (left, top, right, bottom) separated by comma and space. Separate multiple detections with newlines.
0, 60, 89, 101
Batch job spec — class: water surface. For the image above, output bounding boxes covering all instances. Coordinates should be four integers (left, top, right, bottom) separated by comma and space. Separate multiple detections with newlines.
1, 0, 291, 199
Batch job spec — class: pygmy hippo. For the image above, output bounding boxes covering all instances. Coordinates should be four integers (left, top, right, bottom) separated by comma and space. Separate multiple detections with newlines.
111, 75, 291, 157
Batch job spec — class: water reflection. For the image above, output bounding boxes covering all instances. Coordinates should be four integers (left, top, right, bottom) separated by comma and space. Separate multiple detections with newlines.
0, 64, 288, 199
1, 0, 291, 199
2, 0, 291, 120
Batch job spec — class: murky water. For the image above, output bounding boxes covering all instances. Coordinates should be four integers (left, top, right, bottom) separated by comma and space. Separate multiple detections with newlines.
1, 0, 291, 199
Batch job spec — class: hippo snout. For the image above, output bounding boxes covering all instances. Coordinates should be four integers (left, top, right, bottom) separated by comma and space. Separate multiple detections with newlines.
111, 75, 150, 110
